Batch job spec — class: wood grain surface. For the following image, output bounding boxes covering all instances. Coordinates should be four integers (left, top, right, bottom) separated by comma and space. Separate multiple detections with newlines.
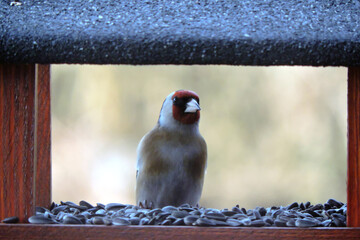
0, 225, 359, 240
0, 64, 36, 223
35, 65, 52, 209
348, 66, 360, 227
0, 64, 51, 223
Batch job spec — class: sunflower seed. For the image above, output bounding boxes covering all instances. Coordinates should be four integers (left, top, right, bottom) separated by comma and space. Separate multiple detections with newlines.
28, 215, 57, 224
172, 210, 189, 218
295, 219, 318, 227
194, 218, 216, 226
62, 215, 83, 224
1, 216, 19, 223
112, 217, 130, 226
184, 215, 199, 225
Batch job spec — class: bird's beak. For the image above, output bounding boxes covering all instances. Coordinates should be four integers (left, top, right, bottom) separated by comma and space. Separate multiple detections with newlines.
184, 98, 201, 113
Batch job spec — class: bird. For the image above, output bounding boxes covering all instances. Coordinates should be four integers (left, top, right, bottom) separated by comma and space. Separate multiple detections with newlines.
136, 90, 207, 208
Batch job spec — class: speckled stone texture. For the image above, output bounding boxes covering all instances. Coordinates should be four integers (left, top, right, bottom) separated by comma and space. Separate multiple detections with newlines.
0, 0, 359, 65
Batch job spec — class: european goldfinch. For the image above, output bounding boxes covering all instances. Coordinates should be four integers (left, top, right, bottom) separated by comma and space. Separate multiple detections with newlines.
136, 90, 207, 208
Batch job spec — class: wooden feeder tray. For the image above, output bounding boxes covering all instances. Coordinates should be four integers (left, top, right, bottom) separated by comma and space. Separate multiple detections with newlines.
1, 0, 360, 239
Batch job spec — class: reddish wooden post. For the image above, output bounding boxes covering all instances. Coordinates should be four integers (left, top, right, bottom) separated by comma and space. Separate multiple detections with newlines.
348, 66, 360, 227
0, 64, 51, 223
35, 65, 52, 209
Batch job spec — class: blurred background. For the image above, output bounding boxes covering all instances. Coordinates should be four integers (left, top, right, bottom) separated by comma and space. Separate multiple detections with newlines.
51, 65, 347, 209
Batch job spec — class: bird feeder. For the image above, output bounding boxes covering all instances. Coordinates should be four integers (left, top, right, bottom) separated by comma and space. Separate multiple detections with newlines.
0, 0, 359, 239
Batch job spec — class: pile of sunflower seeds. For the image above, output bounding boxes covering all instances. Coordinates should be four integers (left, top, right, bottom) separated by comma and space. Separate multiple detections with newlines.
2, 199, 346, 227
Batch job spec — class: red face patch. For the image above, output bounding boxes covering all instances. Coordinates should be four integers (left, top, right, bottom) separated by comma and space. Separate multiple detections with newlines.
172, 90, 200, 103
172, 90, 200, 125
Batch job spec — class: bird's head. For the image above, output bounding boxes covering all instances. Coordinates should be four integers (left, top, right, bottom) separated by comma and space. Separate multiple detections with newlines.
158, 90, 201, 130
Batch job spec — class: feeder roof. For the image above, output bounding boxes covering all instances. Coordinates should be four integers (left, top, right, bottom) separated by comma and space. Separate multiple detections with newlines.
1, 0, 359, 65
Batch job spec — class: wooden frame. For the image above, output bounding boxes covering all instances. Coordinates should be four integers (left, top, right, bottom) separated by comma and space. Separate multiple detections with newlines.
0, 64, 51, 222
347, 67, 360, 227
0, 64, 359, 239
0, 225, 360, 240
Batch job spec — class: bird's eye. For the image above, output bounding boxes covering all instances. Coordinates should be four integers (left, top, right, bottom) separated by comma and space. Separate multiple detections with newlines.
173, 97, 178, 103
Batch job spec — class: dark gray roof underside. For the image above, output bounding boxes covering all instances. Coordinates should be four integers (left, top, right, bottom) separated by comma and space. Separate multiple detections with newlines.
1, 0, 359, 65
